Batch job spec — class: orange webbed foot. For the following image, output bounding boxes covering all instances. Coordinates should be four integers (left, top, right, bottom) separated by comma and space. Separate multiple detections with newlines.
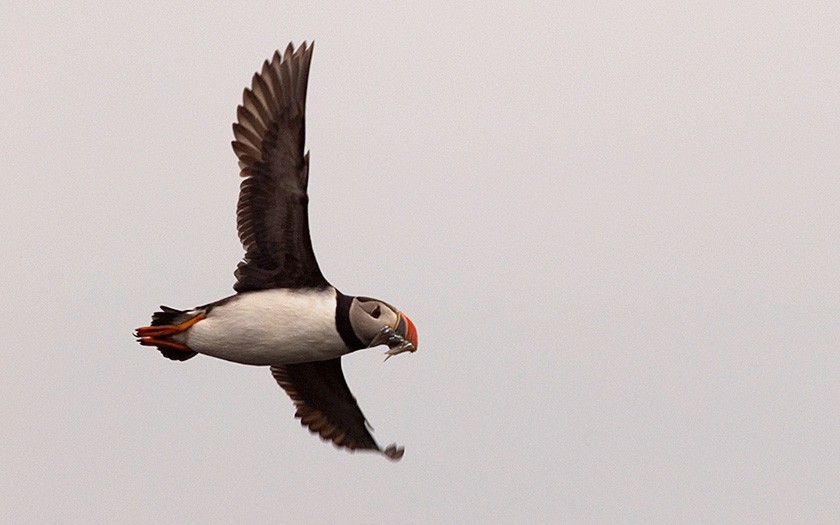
134, 313, 206, 352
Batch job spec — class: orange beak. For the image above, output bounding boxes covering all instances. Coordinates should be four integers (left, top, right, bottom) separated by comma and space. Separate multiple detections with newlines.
394, 311, 418, 351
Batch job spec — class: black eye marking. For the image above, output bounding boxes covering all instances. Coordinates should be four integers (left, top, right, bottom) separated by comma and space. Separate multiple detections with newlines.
371, 305, 381, 318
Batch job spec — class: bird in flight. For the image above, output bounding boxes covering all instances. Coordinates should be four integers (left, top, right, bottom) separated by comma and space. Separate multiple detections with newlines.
135, 42, 417, 460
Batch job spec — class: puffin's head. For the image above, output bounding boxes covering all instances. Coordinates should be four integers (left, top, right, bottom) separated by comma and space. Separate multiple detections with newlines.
349, 297, 418, 359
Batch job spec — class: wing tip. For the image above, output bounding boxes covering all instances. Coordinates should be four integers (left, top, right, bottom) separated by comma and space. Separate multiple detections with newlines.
383, 444, 405, 461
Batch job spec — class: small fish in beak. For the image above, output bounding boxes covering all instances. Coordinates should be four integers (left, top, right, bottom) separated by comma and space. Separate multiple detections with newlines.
370, 311, 418, 360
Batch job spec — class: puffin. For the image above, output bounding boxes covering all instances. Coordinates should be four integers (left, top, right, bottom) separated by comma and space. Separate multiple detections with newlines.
135, 42, 417, 461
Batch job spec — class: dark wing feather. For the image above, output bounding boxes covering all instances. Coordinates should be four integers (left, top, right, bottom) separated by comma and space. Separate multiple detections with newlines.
271, 359, 404, 460
232, 42, 329, 292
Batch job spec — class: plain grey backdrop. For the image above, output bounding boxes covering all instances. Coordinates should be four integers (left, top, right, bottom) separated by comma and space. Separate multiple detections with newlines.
2, 2, 839, 523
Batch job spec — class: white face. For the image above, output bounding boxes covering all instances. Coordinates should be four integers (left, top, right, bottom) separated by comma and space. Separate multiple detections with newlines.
348, 297, 401, 345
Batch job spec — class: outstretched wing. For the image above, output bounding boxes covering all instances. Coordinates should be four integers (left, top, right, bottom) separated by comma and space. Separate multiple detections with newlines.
270, 359, 404, 460
232, 42, 329, 292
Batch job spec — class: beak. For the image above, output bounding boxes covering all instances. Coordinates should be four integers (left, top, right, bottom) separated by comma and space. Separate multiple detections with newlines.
394, 311, 418, 351
370, 311, 418, 360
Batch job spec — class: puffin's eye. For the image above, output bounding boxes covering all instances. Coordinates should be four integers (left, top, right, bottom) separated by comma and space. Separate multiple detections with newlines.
371, 305, 381, 318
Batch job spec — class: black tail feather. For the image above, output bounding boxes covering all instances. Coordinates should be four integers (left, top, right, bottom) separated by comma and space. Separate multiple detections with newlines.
152, 305, 188, 326
159, 347, 198, 361
148, 305, 198, 361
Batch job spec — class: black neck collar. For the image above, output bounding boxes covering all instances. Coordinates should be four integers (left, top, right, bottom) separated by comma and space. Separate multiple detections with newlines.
335, 291, 365, 351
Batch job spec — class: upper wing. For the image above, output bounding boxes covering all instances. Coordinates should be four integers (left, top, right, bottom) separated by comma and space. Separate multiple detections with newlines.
232, 42, 329, 292
270, 359, 404, 460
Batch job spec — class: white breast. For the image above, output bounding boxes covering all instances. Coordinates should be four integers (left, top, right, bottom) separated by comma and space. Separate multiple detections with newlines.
183, 288, 349, 365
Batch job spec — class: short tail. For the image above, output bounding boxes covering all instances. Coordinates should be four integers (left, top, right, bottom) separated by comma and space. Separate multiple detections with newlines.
151, 305, 193, 327
141, 305, 199, 361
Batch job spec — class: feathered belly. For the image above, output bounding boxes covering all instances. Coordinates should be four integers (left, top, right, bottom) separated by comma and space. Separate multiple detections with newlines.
181, 288, 350, 366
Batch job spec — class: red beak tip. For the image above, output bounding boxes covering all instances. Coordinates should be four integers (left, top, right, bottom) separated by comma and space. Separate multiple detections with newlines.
404, 314, 418, 350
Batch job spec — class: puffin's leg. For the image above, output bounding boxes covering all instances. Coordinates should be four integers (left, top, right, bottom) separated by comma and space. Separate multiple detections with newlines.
135, 313, 206, 339
137, 337, 193, 352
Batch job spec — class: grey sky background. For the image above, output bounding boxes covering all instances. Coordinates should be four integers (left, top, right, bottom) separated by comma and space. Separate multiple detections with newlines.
2, 2, 839, 523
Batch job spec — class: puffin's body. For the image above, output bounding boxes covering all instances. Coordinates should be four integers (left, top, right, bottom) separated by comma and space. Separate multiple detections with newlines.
167, 289, 349, 365
135, 43, 417, 460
